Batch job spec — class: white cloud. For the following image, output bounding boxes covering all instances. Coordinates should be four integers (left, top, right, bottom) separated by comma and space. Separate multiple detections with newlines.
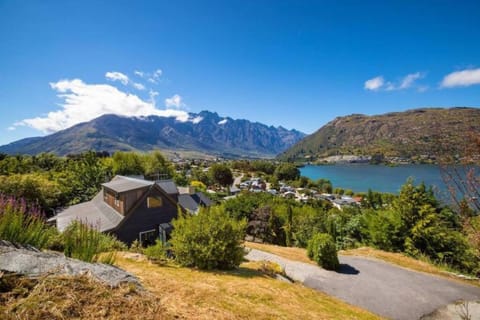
218, 119, 228, 125
191, 116, 203, 124
105, 71, 146, 91
441, 68, 480, 88
16, 79, 193, 133
365, 72, 425, 91
141, 68, 163, 84
7, 126, 15, 131
165, 94, 185, 108
105, 71, 129, 85
132, 82, 145, 90
399, 72, 423, 89
364, 76, 384, 91
385, 82, 396, 91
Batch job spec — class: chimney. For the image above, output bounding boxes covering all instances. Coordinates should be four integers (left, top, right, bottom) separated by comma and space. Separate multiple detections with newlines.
188, 185, 196, 195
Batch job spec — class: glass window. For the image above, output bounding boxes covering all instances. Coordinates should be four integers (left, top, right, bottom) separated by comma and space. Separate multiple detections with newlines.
147, 196, 163, 208
139, 229, 157, 246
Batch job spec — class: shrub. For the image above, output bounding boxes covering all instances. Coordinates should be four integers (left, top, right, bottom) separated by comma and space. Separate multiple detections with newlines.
170, 206, 246, 270
307, 233, 340, 271
129, 239, 143, 253
144, 240, 171, 265
0, 195, 56, 248
62, 220, 125, 264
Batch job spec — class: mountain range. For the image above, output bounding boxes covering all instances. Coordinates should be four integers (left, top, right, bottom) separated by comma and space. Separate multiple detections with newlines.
0, 111, 305, 158
279, 107, 480, 162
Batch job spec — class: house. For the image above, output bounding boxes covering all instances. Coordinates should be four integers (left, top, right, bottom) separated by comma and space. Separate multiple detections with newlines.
177, 186, 213, 214
49, 176, 211, 246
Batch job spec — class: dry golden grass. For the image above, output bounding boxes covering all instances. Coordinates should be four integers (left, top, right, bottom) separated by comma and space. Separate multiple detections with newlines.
245, 241, 315, 265
115, 253, 381, 320
0, 273, 167, 320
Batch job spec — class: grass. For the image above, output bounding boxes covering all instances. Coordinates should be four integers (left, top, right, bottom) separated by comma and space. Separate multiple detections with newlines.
245, 241, 315, 265
1, 249, 380, 319
245, 242, 480, 287
0, 273, 167, 320
115, 252, 381, 319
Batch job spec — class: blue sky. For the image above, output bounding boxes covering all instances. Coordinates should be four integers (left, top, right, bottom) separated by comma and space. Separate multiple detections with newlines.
1, 0, 479, 145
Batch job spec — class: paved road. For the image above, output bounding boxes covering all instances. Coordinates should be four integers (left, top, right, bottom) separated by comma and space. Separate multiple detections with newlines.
246, 249, 480, 320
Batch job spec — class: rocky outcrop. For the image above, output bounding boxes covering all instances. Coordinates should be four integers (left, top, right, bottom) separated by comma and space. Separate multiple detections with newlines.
0, 240, 140, 288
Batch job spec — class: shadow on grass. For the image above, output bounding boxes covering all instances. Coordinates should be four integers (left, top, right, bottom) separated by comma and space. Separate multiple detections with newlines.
337, 263, 360, 275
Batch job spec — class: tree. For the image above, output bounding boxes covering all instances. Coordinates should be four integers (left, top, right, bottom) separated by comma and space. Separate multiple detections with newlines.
316, 178, 333, 193
246, 206, 285, 245
170, 206, 246, 270
142, 150, 174, 180
274, 163, 300, 181
284, 205, 293, 246
112, 151, 143, 176
437, 131, 480, 261
209, 163, 233, 187
64, 151, 110, 205
307, 233, 339, 271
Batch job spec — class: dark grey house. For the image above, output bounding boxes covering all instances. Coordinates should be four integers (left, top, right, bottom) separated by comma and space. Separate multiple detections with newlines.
177, 186, 213, 214
50, 176, 211, 246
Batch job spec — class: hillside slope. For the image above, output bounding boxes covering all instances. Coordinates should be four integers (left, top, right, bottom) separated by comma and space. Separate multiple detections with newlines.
278, 107, 480, 162
0, 111, 305, 158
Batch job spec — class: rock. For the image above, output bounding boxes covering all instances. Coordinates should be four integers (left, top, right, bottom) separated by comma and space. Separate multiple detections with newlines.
0, 241, 141, 288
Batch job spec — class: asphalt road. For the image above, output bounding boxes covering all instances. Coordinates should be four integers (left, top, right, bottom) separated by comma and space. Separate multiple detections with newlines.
246, 248, 480, 320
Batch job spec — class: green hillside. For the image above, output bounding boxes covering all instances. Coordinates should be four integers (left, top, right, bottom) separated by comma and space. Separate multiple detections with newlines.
278, 107, 480, 163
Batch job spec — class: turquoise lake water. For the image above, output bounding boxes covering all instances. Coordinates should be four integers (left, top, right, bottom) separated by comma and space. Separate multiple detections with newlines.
300, 164, 447, 195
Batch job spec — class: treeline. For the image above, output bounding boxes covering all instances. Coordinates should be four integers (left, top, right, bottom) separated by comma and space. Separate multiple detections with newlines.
0, 151, 174, 215
220, 179, 478, 274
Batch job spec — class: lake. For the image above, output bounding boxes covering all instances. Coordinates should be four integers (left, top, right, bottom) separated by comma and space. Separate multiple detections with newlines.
300, 164, 447, 195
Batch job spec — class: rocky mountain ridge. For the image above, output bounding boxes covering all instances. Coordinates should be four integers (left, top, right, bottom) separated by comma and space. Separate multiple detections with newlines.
0, 111, 305, 158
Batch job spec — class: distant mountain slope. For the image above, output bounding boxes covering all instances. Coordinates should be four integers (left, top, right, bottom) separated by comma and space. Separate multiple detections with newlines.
278, 107, 480, 161
0, 111, 305, 158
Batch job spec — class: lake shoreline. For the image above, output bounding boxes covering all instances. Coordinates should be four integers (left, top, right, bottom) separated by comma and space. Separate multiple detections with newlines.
300, 164, 446, 195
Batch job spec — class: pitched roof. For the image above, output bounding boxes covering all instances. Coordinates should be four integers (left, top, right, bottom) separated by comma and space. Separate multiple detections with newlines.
156, 180, 179, 195
178, 192, 213, 213
52, 192, 124, 232
102, 176, 153, 193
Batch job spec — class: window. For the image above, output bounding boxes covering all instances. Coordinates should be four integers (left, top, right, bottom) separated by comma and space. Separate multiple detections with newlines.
114, 193, 120, 207
147, 196, 163, 208
139, 229, 157, 246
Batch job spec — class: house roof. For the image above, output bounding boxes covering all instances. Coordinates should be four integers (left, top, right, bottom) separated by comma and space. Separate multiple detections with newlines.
102, 176, 153, 193
51, 176, 190, 232
156, 180, 179, 195
178, 192, 213, 213
52, 191, 124, 232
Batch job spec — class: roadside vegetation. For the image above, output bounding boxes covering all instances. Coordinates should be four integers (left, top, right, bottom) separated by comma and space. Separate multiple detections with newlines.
0, 150, 478, 275
1, 148, 479, 318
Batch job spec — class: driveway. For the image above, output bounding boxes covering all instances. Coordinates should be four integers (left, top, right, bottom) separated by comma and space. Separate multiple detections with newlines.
246, 248, 480, 320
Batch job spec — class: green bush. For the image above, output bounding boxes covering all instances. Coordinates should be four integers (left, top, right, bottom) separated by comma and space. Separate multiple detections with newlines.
144, 239, 171, 265
62, 220, 125, 264
170, 206, 246, 270
0, 195, 57, 248
307, 233, 340, 271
